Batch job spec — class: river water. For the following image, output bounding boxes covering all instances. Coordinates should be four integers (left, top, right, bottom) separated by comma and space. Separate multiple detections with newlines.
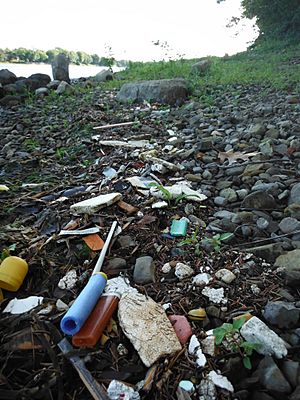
0, 63, 120, 80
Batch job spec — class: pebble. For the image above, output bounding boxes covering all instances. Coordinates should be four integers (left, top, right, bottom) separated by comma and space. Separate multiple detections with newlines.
278, 217, 300, 234
133, 256, 155, 284
58, 269, 77, 290
168, 315, 193, 344
107, 257, 127, 271
263, 301, 300, 328
215, 269, 236, 284
192, 273, 213, 285
274, 249, 300, 286
175, 262, 194, 280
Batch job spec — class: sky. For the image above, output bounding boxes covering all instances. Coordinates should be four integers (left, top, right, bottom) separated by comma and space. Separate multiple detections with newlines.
1, 0, 258, 61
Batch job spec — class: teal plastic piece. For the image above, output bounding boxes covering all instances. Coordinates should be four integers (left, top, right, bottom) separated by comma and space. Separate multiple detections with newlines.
170, 219, 188, 237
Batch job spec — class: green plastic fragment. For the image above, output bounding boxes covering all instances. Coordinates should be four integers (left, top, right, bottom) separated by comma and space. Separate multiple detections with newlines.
170, 219, 188, 237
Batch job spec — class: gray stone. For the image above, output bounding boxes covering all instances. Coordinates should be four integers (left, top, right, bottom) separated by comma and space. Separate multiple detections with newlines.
28, 73, 51, 89
47, 80, 61, 90
133, 256, 155, 284
279, 217, 300, 234
241, 191, 276, 210
248, 123, 266, 137
256, 217, 269, 230
94, 69, 113, 82
191, 59, 211, 74
289, 182, 300, 205
214, 196, 227, 206
281, 360, 300, 388
35, 87, 49, 97
56, 81, 74, 95
285, 204, 300, 219
213, 210, 236, 220
246, 243, 283, 263
255, 356, 292, 395
274, 249, 300, 286
290, 386, 300, 400
263, 301, 300, 328
0, 69, 17, 85
219, 188, 237, 203
117, 79, 188, 105
236, 189, 248, 200
0, 95, 22, 107
118, 292, 181, 366
107, 258, 127, 271
52, 53, 70, 83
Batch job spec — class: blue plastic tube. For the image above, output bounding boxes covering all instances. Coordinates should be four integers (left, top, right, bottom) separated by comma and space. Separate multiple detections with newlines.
60, 272, 107, 336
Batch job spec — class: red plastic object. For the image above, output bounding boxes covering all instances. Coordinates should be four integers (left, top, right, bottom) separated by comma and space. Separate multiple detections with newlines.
72, 294, 119, 348
168, 315, 193, 345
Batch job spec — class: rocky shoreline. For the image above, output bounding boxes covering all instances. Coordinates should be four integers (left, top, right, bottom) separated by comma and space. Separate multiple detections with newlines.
0, 70, 300, 400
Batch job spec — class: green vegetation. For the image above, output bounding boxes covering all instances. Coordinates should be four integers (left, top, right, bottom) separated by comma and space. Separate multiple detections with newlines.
0, 47, 124, 67
202, 232, 234, 252
213, 317, 260, 369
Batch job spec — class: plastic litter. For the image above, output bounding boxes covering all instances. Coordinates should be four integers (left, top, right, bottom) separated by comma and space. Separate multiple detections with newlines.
170, 219, 188, 237
58, 269, 77, 290
70, 193, 122, 214
3, 296, 43, 314
188, 335, 207, 367
0, 256, 28, 292
107, 380, 140, 400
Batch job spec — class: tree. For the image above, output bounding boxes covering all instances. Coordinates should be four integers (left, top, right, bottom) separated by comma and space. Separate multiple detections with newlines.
218, 0, 300, 39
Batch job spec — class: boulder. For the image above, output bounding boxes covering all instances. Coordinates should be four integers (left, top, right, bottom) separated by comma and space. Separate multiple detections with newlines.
0, 95, 23, 107
117, 78, 188, 105
93, 69, 113, 82
0, 69, 17, 85
52, 53, 70, 83
56, 81, 74, 95
27, 74, 51, 90
241, 190, 276, 210
274, 249, 300, 287
35, 87, 49, 97
191, 59, 212, 74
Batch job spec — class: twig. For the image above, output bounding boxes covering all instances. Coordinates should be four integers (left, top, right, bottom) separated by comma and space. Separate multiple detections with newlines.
93, 121, 135, 130
232, 229, 300, 249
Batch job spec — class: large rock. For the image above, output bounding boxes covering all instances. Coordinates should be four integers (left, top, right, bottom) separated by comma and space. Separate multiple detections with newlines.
246, 243, 283, 263
289, 182, 300, 205
118, 292, 181, 366
52, 53, 70, 83
28, 73, 51, 89
240, 316, 288, 359
117, 78, 188, 105
241, 190, 276, 210
263, 301, 300, 328
0, 69, 17, 85
93, 69, 113, 82
191, 59, 211, 74
254, 356, 292, 395
274, 249, 300, 286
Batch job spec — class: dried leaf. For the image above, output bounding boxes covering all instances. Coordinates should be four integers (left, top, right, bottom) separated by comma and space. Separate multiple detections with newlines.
117, 200, 138, 215
82, 234, 104, 251
218, 150, 259, 165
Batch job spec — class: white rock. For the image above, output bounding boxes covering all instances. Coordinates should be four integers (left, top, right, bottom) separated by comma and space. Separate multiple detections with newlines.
70, 192, 122, 214
179, 380, 195, 393
202, 287, 226, 304
126, 176, 155, 189
58, 269, 77, 290
56, 299, 69, 311
105, 276, 138, 296
175, 262, 194, 280
118, 292, 181, 367
188, 335, 207, 367
199, 378, 217, 400
107, 380, 140, 400
201, 336, 215, 356
215, 269, 236, 284
162, 262, 172, 273
193, 273, 213, 286
240, 317, 288, 359
208, 371, 234, 392
3, 296, 43, 314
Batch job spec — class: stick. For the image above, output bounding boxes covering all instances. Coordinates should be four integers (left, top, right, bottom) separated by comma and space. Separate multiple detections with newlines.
93, 121, 135, 130
58, 338, 110, 400
92, 221, 118, 274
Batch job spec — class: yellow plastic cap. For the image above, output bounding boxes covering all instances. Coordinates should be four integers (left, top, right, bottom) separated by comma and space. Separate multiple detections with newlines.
0, 256, 28, 292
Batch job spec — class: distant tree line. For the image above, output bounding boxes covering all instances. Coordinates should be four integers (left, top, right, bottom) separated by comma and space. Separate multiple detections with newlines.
217, 0, 300, 40
0, 47, 126, 67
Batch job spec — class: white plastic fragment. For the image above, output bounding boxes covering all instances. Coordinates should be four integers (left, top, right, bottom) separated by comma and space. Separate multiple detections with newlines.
58, 269, 77, 290
208, 371, 234, 392
70, 192, 122, 214
188, 335, 207, 367
126, 176, 156, 189
107, 380, 140, 400
215, 269, 236, 284
3, 296, 43, 314
56, 299, 69, 311
96, 139, 150, 148
103, 167, 118, 179
58, 227, 100, 236
150, 183, 207, 203
142, 155, 182, 172
193, 273, 213, 286
118, 292, 181, 367
240, 316, 288, 359
202, 287, 226, 304
175, 262, 194, 280
152, 201, 168, 209
105, 276, 138, 296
